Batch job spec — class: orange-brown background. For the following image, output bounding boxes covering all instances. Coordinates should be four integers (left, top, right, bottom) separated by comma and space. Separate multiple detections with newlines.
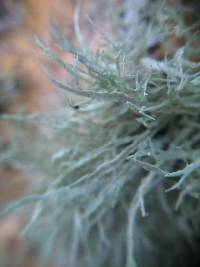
0, 1, 90, 266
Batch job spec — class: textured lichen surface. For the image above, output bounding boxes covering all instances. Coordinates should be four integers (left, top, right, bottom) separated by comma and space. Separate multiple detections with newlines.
1, 1, 200, 267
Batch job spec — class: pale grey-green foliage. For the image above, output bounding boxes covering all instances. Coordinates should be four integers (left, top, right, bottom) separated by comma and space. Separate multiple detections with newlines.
0, 1, 200, 267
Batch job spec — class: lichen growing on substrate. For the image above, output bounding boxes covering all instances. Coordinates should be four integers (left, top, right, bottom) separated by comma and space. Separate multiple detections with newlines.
1, 1, 200, 267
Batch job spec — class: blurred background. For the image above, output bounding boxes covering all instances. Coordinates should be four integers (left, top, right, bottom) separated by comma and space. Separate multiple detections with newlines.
0, 1, 98, 266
